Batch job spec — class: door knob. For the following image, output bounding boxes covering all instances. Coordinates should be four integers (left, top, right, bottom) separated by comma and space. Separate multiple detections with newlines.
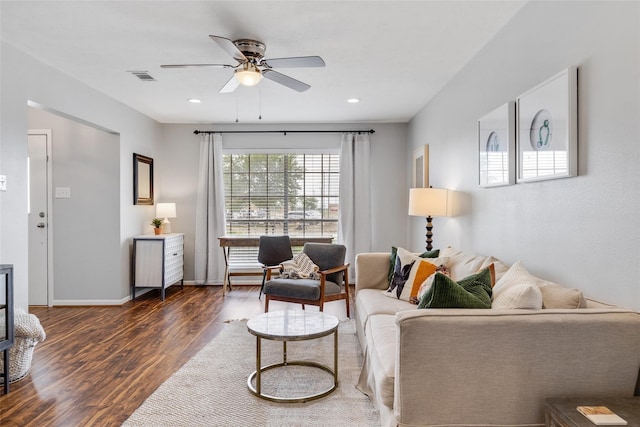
37, 223, 45, 228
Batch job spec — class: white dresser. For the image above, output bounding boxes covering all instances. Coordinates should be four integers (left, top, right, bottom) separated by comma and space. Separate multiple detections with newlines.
132, 233, 184, 301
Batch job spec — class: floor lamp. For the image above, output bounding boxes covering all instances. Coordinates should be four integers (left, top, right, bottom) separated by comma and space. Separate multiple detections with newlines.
408, 188, 450, 251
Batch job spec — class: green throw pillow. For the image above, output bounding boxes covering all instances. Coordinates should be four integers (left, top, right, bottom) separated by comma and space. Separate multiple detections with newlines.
387, 246, 440, 284
417, 267, 493, 309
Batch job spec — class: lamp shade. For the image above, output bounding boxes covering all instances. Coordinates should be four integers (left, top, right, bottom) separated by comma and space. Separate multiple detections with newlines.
408, 188, 450, 217
156, 202, 176, 219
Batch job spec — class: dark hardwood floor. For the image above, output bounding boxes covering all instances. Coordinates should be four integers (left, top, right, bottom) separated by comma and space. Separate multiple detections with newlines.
0, 285, 354, 427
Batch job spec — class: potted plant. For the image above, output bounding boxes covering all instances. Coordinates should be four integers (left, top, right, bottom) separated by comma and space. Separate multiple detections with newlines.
151, 218, 163, 235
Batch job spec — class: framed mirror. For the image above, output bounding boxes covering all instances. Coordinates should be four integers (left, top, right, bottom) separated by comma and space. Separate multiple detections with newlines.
133, 153, 154, 205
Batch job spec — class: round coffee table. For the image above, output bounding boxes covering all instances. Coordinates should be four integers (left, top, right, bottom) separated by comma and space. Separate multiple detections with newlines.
246, 310, 340, 403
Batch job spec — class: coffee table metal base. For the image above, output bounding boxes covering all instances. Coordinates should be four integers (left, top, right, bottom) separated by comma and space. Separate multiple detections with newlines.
247, 330, 338, 403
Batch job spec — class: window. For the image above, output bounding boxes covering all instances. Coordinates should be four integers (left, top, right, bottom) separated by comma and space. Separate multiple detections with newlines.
223, 153, 340, 266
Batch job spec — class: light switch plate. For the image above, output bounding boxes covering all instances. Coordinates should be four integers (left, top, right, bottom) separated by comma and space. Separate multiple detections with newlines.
55, 187, 71, 198
0, 175, 6, 191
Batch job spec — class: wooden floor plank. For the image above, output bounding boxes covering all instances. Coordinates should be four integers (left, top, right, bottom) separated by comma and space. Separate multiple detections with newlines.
0, 285, 353, 426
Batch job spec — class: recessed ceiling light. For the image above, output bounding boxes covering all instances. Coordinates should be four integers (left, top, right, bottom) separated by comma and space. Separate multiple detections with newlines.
188, 98, 202, 104
346, 98, 360, 103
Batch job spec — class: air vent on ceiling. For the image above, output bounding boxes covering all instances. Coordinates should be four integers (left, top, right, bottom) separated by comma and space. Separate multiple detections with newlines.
128, 70, 156, 82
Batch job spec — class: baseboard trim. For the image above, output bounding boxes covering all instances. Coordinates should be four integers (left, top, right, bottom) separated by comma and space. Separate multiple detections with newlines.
52, 297, 131, 306
51, 280, 266, 306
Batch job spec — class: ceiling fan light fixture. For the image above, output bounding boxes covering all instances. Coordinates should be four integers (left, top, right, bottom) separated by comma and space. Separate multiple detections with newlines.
234, 63, 262, 86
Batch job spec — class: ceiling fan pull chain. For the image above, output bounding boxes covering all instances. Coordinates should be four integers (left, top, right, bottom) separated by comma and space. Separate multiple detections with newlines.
259, 90, 262, 120
235, 96, 239, 123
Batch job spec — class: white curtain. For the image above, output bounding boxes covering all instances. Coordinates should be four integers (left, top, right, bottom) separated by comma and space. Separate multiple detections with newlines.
338, 132, 372, 281
194, 133, 226, 285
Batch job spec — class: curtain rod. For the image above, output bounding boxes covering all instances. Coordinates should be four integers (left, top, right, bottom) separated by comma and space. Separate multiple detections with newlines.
193, 129, 375, 135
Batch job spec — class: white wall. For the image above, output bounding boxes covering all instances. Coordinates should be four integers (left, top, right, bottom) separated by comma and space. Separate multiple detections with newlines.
408, 1, 640, 309
28, 107, 121, 302
1, 42, 163, 307
0, 39, 408, 304
159, 122, 408, 282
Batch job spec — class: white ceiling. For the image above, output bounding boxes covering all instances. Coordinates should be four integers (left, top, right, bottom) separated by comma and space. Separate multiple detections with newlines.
1, 1, 526, 124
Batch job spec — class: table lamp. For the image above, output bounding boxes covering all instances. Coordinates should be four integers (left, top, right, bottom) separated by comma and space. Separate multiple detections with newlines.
408, 187, 450, 251
156, 202, 177, 234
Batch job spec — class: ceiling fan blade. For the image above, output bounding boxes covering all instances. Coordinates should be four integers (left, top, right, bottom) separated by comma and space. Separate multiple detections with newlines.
160, 64, 233, 69
219, 75, 241, 93
209, 35, 247, 62
263, 56, 325, 69
262, 70, 311, 92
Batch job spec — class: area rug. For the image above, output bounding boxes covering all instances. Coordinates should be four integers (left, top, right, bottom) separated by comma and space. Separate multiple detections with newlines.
122, 319, 380, 427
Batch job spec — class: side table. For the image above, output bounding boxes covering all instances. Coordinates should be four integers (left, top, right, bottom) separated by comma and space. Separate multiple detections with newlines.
246, 310, 339, 403
546, 398, 640, 427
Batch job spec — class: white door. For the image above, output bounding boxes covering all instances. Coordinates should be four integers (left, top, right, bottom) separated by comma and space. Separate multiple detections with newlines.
28, 130, 52, 306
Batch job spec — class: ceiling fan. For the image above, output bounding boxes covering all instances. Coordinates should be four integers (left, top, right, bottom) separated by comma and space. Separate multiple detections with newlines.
161, 35, 325, 93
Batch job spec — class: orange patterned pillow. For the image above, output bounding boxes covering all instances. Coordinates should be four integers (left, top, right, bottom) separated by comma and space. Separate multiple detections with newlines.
398, 257, 448, 303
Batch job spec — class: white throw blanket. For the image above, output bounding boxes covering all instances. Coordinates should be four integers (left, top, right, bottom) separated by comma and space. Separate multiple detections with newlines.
280, 252, 320, 280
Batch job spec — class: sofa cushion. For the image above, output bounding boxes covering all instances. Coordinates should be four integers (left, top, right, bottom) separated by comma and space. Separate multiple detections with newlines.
417, 268, 493, 309
263, 278, 341, 300
362, 314, 397, 409
494, 261, 584, 309
440, 246, 509, 282
387, 247, 439, 284
355, 288, 414, 351
357, 289, 415, 324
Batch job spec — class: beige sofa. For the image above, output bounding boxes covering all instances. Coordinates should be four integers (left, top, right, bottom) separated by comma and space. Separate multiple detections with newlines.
354, 246, 640, 427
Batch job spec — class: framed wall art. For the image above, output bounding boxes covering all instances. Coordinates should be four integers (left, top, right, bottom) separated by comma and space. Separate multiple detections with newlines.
478, 101, 515, 187
412, 145, 429, 188
133, 153, 154, 205
516, 67, 578, 183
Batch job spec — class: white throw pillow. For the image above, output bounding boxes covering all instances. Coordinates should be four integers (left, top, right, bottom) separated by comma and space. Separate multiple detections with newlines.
492, 282, 542, 309
492, 261, 543, 310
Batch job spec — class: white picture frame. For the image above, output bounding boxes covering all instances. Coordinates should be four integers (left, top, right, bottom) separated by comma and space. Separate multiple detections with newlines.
516, 67, 578, 183
478, 101, 515, 187
412, 145, 429, 188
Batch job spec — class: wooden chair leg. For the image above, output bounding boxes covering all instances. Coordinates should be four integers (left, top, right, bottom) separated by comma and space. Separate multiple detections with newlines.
259, 269, 268, 300
264, 296, 270, 312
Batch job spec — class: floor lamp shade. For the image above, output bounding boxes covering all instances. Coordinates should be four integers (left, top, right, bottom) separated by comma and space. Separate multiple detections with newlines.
156, 203, 177, 234
408, 188, 450, 251
408, 188, 450, 217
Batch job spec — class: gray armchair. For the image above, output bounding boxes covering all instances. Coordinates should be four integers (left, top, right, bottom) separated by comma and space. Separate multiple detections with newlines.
263, 243, 350, 317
